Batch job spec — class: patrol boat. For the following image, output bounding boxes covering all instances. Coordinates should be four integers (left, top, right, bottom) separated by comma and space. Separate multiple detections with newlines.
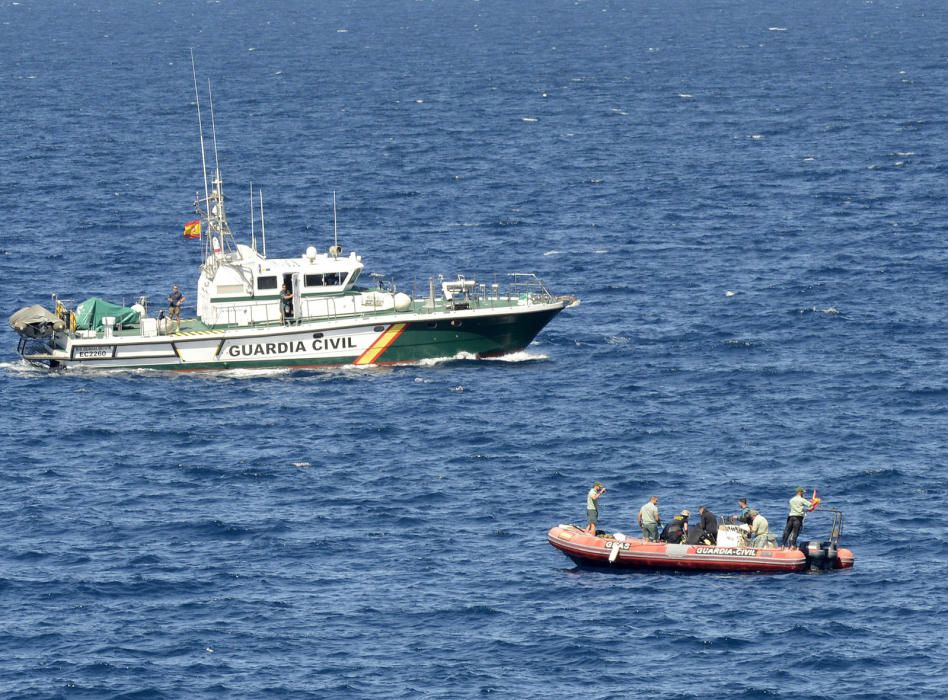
548, 510, 854, 574
9, 93, 575, 372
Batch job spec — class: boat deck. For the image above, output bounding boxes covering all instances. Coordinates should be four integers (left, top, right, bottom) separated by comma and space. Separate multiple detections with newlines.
83, 292, 562, 340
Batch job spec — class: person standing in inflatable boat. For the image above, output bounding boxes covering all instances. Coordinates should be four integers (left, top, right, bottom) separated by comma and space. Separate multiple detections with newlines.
585, 482, 606, 534
782, 487, 820, 549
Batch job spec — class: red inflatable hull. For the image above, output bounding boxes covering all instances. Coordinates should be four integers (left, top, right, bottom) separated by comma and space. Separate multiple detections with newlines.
548, 524, 854, 573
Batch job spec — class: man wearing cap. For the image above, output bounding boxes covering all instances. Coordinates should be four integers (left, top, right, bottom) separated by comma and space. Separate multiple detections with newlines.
781, 487, 813, 549
660, 510, 689, 544
585, 482, 606, 534
637, 495, 661, 542
167, 284, 185, 330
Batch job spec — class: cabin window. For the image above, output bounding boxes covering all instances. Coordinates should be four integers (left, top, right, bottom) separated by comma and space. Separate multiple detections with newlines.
216, 284, 244, 295
257, 276, 278, 291
304, 272, 344, 287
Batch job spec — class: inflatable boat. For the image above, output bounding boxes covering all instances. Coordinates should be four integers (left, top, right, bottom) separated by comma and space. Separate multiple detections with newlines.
548, 510, 854, 574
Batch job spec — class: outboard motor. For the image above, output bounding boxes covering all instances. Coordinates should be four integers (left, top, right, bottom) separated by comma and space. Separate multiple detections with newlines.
801, 540, 827, 570
799, 509, 845, 571
799, 540, 837, 570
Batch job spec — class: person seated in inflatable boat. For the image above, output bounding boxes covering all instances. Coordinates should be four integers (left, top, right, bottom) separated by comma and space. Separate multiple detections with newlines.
685, 505, 719, 545
660, 510, 690, 543
748, 509, 776, 548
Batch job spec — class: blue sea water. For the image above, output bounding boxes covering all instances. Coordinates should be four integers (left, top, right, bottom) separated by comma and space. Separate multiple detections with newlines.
2, 0, 948, 697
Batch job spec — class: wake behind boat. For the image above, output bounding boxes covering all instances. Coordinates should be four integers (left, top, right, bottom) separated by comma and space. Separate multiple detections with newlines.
9, 75, 575, 372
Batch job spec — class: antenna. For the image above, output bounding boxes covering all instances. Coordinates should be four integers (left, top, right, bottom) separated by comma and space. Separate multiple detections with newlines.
333, 191, 339, 250
208, 80, 222, 192
249, 182, 256, 252
207, 79, 226, 238
259, 190, 267, 258
190, 50, 212, 257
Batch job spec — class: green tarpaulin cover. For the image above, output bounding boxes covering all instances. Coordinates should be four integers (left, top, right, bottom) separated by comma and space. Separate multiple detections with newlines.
75, 298, 140, 331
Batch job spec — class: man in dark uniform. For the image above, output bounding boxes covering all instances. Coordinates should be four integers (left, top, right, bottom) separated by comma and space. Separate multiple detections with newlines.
660, 510, 689, 543
280, 283, 294, 324
167, 284, 185, 330
698, 505, 718, 544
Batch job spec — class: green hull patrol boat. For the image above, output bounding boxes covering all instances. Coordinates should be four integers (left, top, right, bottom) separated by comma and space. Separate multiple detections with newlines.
10, 79, 575, 372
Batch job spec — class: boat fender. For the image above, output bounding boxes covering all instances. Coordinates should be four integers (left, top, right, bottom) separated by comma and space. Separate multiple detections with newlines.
393, 292, 412, 312
608, 542, 621, 563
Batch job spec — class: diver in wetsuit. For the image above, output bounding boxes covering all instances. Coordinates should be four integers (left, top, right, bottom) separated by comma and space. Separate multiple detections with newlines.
660, 511, 689, 544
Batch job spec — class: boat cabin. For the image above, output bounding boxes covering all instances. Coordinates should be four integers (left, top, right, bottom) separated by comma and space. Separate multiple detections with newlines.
197, 243, 365, 327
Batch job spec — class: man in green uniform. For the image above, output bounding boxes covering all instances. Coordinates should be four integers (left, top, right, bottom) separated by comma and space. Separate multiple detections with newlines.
749, 510, 771, 548
637, 495, 661, 541
781, 487, 813, 549
585, 482, 606, 534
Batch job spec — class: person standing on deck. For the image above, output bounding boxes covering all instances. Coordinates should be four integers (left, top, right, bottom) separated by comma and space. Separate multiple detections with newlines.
585, 482, 606, 534
280, 283, 294, 325
781, 487, 813, 549
167, 285, 185, 331
638, 495, 661, 541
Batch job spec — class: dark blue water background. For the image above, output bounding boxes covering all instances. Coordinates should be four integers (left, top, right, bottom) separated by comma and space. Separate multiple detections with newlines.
2, 1, 947, 697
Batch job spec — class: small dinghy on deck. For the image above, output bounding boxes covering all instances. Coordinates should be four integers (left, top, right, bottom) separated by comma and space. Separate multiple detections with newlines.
548, 510, 854, 574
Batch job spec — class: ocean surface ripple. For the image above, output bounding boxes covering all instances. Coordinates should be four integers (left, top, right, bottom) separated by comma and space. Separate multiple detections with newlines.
2, 1, 947, 697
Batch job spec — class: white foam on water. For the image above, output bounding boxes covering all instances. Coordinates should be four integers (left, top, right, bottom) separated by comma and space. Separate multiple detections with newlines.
215, 367, 292, 379
484, 351, 549, 363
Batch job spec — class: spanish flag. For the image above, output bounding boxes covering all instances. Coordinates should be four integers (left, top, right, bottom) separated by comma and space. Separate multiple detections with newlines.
183, 220, 201, 239
809, 489, 821, 511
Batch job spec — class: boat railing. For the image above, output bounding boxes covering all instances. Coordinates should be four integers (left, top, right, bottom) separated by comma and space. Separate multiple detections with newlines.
200, 272, 559, 328
413, 272, 557, 315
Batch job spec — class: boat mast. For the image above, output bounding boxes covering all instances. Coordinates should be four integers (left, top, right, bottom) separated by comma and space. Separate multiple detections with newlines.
331, 191, 341, 258
259, 190, 267, 258
190, 50, 212, 260
250, 182, 256, 252
206, 80, 233, 254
